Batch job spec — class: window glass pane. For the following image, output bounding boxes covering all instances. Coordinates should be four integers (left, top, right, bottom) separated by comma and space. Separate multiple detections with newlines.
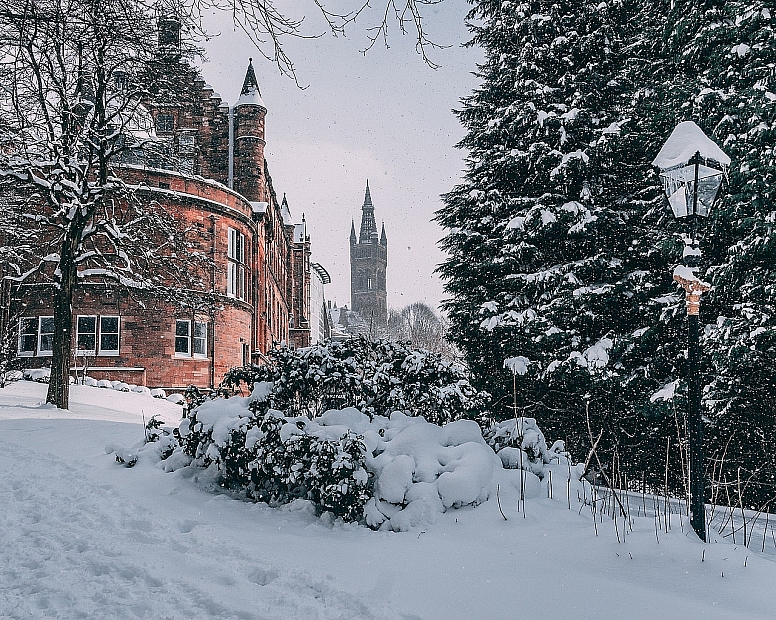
175, 319, 190, 354
78, 316, 96, 334
101, 316, 119, 334
78, 333, 96, 351
175, 336, 190, 354
99, 316, 119, 353
77, 316, 96, 352
101, 334, 119, 352
236, 233, 244, 263
39, 317, 54, 352
193, 322, 207, 356
20, 318, 37, 335
227, 262, 235, 296
19, 318, 37, 353
155, 114, 174, 132
193, 321, 207, 339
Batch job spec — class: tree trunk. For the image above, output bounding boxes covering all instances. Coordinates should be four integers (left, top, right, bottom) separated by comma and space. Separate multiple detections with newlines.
46, 250, 77, 409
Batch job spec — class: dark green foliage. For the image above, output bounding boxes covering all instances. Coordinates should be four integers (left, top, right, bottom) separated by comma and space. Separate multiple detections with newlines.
439, 0, 776, 507
221, 337, 491, 425
177, 400, 371, 521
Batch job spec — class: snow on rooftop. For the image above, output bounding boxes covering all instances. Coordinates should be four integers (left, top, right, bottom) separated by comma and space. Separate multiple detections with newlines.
236, 87, 265, 108
652, 121, 731, 170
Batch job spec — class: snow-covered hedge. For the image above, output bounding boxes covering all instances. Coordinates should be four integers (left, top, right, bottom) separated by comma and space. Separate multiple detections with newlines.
164, 382, 498, 527
173, 383, 371, 521
137, 380, 577, 530
219, 338, 492, 425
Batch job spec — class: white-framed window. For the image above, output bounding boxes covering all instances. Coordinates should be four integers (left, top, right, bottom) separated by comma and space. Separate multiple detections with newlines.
38, 316, 54, 356
227, 227, 246, 300
76, 315, 119, 356
99, 316, 120, 355
175, 319, 207, 358
76, 315, 97, 355
18, 317, 37, 356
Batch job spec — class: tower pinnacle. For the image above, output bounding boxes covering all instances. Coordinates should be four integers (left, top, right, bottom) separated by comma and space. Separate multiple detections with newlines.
359, 180, 378, 243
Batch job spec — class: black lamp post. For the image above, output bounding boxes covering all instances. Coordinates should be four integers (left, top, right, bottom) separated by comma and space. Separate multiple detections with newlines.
653, 121, 729, 542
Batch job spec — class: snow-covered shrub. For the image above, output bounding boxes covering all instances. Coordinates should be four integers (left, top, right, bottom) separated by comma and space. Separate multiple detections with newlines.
159, 381, 508, 529
173, 385, 371, 522
221, 337, 491, 425
484, 418, 571, 478
150, 388, 166, 399
141, 415, 178, 460
2, 369, 23, 384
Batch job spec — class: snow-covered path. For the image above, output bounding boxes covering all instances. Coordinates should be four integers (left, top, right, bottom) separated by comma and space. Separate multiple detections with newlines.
0, 417, 402, 620
1, 382, 775, 619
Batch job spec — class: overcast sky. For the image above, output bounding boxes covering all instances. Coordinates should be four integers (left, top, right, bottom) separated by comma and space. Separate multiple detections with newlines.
199, 1, 482, 312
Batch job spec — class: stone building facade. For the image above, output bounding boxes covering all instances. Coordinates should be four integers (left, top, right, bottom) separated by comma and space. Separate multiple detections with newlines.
349, 182, 388, 332
5, 23, 323, 390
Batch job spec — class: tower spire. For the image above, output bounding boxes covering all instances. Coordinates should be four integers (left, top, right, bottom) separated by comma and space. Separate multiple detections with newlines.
359, 180, 377, 243
350, 219, 357, 245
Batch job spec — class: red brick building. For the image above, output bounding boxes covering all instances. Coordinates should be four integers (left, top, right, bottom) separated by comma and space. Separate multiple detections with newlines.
6, 42, 318, 390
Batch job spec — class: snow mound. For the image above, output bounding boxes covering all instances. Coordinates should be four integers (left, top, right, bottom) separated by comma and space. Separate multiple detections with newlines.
23, 368, 51, 382
363, 414, 498, 531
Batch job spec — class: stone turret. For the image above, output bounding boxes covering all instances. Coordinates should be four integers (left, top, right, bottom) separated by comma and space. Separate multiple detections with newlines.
232, 59, 267, 202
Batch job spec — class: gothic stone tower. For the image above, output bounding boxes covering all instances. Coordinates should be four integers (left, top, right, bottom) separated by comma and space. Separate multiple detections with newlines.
350, 181, 387, 331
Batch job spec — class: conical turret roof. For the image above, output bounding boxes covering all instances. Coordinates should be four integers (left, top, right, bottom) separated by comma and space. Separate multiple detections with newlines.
236, 58, 266, 108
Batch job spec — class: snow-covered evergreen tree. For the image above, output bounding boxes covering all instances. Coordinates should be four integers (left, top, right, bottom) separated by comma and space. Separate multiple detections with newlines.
439, 0, 776, 503
438, 1, 658, 422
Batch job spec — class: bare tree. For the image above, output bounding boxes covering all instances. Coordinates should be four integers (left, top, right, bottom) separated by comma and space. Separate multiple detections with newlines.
0, 0, 210, 408
387, 301, 458, 360
186, 0, 447, 77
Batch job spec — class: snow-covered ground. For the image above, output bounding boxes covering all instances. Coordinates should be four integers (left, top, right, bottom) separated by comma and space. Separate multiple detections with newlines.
1, 381, 775, 619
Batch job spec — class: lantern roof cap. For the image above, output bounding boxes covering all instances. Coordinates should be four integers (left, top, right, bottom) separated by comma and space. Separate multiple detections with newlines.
652, 121, 730, 170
